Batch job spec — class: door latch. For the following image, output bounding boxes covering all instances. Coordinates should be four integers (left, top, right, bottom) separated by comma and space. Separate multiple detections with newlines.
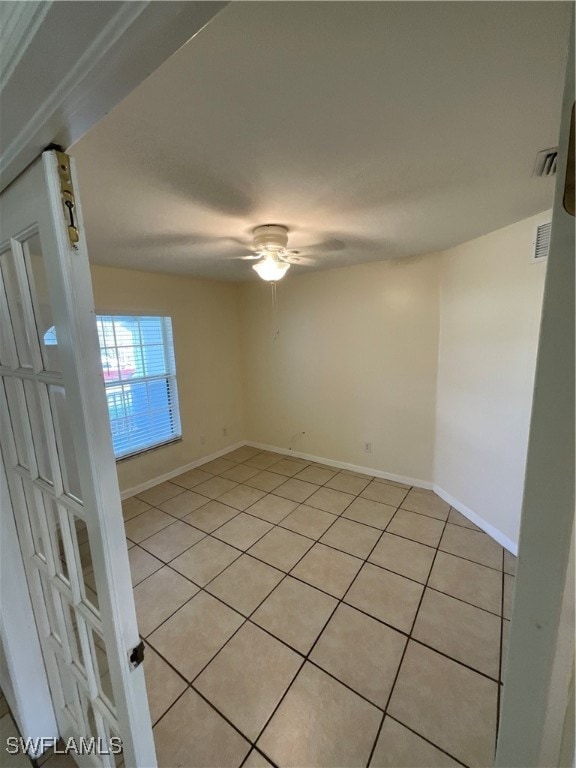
54, 150, 80, 247
129, 640, 145, 669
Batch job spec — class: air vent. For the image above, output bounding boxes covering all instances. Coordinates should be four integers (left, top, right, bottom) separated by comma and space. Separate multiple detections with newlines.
533, 147, 558, 177
533, 222, 551, 261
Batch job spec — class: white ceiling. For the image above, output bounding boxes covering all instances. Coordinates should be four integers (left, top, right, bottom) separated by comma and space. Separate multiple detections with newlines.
71, 2, 570, 282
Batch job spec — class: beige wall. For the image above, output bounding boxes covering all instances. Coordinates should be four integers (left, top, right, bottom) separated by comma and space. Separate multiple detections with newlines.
90, 265, 245, 492
434, 212, 549, 546
240, 257, 441, 483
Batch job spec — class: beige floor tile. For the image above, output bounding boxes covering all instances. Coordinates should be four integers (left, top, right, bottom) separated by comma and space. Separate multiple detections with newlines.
280, 504, 337, 539
371, 717, 460, 767
200, 457, 238, 475
206, 555, 284, 616
402, 488, 450, 520
311, 603, 406, 708
158, 490, 210, 518
386, 508, 444, 547
503, 573, 514, 619
345, 562, 423, 633
139, 520, 205, 562
294, 465, 337, 485
1, 714, 33, 767
440, 523, 503, 570
257, 662, 381, 768
148, 591, 244, 680
121, 496, 151, 521
361, 481, 408, 508
369, 532, 435, 584
217, 484, 267, 511
247, 494, 299, 523
171, 467, 213, 489
270, 457, 309, 476
143, 646, 187, 724
124, 508, 176, 543
245, 470, 287, 493
274, 477, 319, 503
326, 471, 371, 495
243, 749, 274, 768
183, 500, 239, 532
245, 452, 286, 470
389, 641, 498, 767
193, 476, 239, 499
291, 543, 362, 598
128, 546, 163, 586
134, 566, 198, 637
248, 527, 313, 572
220, 464, 261, 483
448, 507, 481, 531
306, 486, 355, 515
504, 549, 517, 576
320, 517, 381, 559
137, 481, 184, 506
373, 476, 411, 490
413, 589, 501, 678
213, 513, 272, 550
429, 552, 502, 614
252, 576, 337, 653
171, 536, 241, 586
153, 688, 250, 768
343, 497, 396, 530
501, 618, 510, 680
224, 445, 262, 463
41, 754, 77, 768
195, 622, 302, 741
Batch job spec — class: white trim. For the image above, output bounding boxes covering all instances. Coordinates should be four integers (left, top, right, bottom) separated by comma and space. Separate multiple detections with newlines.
120, 441, 245, 500
433, 484, 518, 554
245, 441, 434, 490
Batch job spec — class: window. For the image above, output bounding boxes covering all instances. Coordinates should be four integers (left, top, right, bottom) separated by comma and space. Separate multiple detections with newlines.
95, 315, 181, 459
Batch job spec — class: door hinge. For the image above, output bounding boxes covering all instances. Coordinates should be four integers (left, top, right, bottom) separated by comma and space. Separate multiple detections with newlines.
54, 151, 80, 247
129, 640, 145, 669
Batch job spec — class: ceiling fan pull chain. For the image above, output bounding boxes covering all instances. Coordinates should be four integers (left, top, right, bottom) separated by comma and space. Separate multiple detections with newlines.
271, 281, 280, 342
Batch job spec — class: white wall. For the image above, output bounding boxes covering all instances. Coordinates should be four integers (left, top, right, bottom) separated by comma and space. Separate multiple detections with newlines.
434, 212, 549, 548
240, 257, 440, 484
90, 265, 246, 494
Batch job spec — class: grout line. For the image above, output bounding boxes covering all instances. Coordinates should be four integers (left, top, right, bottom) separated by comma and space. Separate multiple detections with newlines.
385, 714, 469, 767
496, 547, 506, 748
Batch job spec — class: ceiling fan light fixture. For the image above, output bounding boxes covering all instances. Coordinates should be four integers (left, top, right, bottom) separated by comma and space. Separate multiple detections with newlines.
252, 259, 290, 282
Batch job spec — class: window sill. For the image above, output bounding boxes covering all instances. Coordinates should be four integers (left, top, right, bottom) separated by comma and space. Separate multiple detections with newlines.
115, 436, 183, 464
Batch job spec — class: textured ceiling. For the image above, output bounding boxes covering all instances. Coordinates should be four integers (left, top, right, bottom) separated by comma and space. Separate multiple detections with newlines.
71, 2, 570, 281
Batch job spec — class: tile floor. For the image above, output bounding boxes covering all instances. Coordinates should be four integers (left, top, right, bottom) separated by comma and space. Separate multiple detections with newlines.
121, 447, 516, 768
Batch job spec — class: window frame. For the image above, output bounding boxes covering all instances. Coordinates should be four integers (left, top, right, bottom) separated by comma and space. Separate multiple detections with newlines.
94, 312, 182, 461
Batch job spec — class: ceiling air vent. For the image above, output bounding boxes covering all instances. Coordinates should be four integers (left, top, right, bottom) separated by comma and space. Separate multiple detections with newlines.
533, 147, 558, 177
533, 222, 551, 261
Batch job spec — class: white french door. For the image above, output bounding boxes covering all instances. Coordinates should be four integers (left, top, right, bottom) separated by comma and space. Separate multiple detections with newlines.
0, 151, 156, 767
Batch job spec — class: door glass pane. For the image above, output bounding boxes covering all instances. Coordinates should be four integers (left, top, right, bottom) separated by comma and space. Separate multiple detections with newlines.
2, 377, 30, 471
42, 496, 70, 586
55, 654, 81, 727
22, 480, 48, 561
23, 380, 53, 484
0, 247, 32, 367
0, 271, 16, 367
38, 572, 63, 647
91, 627, 115, 709
61, 601, 87, 678
69, 513, 99, 613
49, 384, 82, 502
23, 233, 61, 372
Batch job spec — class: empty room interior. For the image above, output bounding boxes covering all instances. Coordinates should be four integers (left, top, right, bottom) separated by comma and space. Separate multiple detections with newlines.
1, 2, 574, 768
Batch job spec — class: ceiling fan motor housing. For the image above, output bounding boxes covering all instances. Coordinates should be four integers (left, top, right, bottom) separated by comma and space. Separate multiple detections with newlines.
253, 224, 289, 254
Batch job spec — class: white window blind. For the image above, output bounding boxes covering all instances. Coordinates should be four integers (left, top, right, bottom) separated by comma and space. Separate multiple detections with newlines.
95, 315, 181, 459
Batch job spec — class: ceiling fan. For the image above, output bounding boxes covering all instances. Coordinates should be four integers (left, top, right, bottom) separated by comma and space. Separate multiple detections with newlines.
240, 224, 307, 282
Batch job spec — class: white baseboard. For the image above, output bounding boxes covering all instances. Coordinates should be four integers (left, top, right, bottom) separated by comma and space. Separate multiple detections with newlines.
120, 441, 245, 500
433, 485, 518, 555
245, 441, 434, 490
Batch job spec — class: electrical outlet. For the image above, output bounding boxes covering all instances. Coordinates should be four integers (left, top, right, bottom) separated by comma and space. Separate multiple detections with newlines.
363, 441, 372, 454
222, 426, 228, 438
